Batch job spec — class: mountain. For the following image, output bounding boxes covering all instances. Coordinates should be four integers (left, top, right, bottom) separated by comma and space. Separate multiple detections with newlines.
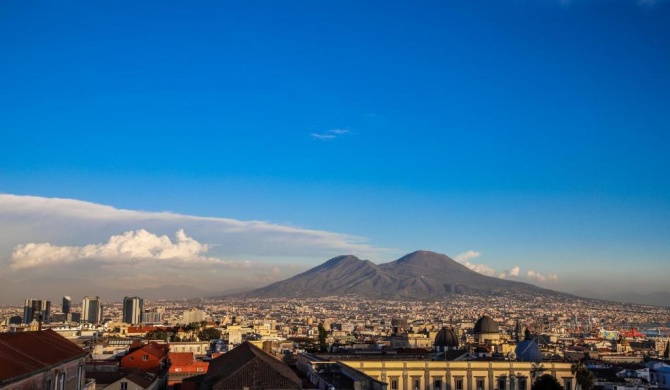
242, 250, 562, 299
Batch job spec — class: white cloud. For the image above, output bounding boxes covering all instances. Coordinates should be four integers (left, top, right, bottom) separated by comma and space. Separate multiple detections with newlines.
311, 128, 352, 140
455, 251, 558, 283
499, 265, 521, 279
9, 229, 248, 270
510, 265, 521, 277
454, 250, 496, 276
311, 133, 337, 140
526, 270, 558, 283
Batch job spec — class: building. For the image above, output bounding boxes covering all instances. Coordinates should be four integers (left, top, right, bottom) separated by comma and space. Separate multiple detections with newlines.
188, 341, 302, 390
121, 342, 170, 374
63, 296, 72, 315
473, 315, 501, 345
182, 309, 205, 324
0, 329, 90, 390
23, 298, 51, 324
299, 353, 576, 390
82, 296, 103, 324
141, 308, 163, 325
123, 297, 144, 325
167, 352, 209, 388
86, 369, 158, 390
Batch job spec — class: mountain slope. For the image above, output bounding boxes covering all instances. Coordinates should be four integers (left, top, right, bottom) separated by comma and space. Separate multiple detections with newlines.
242, 250, 561, 299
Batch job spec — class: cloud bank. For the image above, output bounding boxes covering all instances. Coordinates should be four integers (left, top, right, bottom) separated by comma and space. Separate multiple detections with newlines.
10, 229, 249, 270
455, 251, 558, 284
0, 194, 392, 302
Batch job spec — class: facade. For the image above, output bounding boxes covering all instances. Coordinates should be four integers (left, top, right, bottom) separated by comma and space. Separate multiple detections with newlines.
141, 308, 163, 325
82, 296, 103, 324
0, 329, 89, 390
182, 309, 205, 324
23, 298, 52, 324
299, 355, 575, 390
121, 343, 170, 374
123, 297, 144, 325
169, 341, 210, 356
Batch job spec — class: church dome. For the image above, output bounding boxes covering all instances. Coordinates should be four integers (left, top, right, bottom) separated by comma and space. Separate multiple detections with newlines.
474, 315, 499, 334
435, 327, 459, 349
515, 340, 542, 362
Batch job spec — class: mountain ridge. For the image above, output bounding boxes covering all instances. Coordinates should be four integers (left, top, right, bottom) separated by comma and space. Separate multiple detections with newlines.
241, 250, 564, 299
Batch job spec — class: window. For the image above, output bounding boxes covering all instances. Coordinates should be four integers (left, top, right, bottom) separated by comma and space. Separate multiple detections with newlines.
413, 377, 421, 390
121, 382, 128, 390
197, 368, 204, 372
44, 378, 52, 390
518, 378, 527, 390
57, 373, 65, 390
142, 354, 149, 361
391, 378, 399, 390
499, 378, 506, 390
477, 378, 485, 390
77, 366, 83, 390
434, 378, 442, 390
564, 379, 572, 390
455, 378, 463, 390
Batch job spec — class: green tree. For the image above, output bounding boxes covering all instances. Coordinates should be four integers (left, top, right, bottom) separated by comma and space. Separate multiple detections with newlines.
571, 361, 596, 390
146, 329, 169, 341
198, 327, 222, 341
532, 374, 563, 390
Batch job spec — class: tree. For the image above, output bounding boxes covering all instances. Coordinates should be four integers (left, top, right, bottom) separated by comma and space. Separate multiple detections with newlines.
198, 327, 222, 341
532, 374, 563, 390
146, 329, 169, 342
571, 361, 596, 390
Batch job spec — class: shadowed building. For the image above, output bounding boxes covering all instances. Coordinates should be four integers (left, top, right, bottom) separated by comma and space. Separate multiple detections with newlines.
186, 341, 301, 390
0, 329, 90, 390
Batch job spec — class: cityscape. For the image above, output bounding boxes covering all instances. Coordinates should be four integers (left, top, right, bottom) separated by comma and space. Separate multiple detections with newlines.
1, 1, 669, 390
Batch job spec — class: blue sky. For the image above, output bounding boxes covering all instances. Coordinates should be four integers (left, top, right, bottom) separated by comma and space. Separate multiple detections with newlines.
1, 0, 669, 302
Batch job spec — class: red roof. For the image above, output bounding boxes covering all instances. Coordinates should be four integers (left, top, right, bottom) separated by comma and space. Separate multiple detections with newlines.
168, 352, 208, 374
0, 330, 87, 383
170, 352, 195, 365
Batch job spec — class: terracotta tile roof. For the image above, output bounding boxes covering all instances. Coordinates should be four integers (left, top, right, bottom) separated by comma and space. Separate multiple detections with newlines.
205, 341, 301, 389
168, 352, 213, 375
170, 352, 195, 365
0, 330, 87, 383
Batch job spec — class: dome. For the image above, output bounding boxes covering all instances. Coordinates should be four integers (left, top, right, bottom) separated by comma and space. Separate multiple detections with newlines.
474, 315, 499, 334
435, 327, 459, 349
515, 340, 542, 362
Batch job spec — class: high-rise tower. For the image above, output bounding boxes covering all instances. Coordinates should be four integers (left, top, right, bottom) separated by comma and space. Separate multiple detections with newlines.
62, 296, 71, 314
23, 299, 51, 324
122, 296, 143, 324
82, 296, 102, 324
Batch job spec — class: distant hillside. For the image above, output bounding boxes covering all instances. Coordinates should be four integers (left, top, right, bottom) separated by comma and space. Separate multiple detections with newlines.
243, 250, 563, 299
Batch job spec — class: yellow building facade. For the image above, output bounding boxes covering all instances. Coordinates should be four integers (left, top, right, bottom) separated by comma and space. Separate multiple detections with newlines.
338, 359, 575, 390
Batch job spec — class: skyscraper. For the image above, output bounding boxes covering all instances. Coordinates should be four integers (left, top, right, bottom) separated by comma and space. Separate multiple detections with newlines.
82, 296, 102, 324
122, 296, 143, 324
62, 296, 71, 314
23, 299, 51, 324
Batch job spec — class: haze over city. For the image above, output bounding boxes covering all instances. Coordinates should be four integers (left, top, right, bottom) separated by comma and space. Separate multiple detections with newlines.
1, 1, 669, 306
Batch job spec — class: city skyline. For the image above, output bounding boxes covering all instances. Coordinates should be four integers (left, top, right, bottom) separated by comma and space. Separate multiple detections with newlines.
1, 1, 669, 305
